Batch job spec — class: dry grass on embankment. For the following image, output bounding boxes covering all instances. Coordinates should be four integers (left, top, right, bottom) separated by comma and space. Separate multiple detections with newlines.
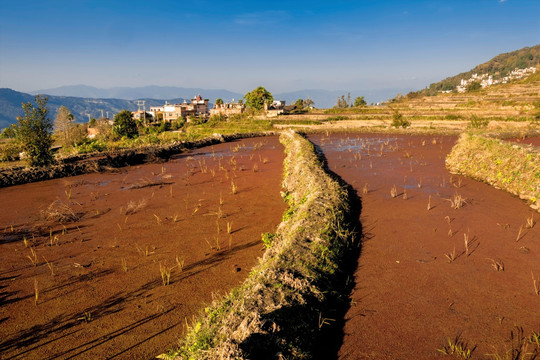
159, 130, 358, 359
0, 132, 276, 188
446, 133, 540, 212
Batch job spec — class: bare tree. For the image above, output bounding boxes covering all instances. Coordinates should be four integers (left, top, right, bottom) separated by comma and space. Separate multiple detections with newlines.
54, 106, 75, 145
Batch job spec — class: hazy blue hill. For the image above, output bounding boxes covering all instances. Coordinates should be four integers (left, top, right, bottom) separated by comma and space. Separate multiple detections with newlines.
0, 89, 35, 128
31, 85, 403, 108
0, 86, 411, 129
33, 85, 243, 103
421, 44, 540, 95
0, 88, 187, 129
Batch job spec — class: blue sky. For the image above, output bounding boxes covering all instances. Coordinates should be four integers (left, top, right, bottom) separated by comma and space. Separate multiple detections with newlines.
0, 0, 539, 100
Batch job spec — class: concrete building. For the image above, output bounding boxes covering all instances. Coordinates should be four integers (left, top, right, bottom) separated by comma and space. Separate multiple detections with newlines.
210, 101, 245, 117
162, 95, 210, 122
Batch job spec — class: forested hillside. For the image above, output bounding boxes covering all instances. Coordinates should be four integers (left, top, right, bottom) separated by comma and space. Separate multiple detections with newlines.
421, 44, 540, 95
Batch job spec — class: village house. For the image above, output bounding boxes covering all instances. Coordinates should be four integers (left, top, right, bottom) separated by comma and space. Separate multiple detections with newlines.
132, 110, 151, 122
132, 95, 209, 123
162, 95, 209, 122
264, 100, 296, 117
455, 67, 537, 93
148, 106, 164, 121
210, 100, 245, 117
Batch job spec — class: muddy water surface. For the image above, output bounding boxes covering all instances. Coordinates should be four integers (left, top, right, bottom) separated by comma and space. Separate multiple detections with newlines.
0, 137, 286, 359
310, 133, 540, 359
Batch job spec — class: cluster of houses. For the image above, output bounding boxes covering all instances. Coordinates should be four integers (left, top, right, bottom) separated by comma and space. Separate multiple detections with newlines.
131, 95, 213, 123
131, 95, 296, 123
451, 66, 537, 93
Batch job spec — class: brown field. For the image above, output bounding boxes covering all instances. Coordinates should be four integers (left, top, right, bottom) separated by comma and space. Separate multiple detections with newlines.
0, 137, 285, 359
309, 133, 539, 359
1, 127, 539, 359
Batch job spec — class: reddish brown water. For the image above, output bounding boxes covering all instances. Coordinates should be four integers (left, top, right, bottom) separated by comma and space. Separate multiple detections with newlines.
0, 137, 286, 359
506, 136, 540, 147
309, 133, 540, 359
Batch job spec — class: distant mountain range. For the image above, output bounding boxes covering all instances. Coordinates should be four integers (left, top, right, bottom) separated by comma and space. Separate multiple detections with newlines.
0, 88, 186, 129
4, 45, 539, 130
31, 85, 400, 108
0, 86, 404, 129
31, 85, 243, 103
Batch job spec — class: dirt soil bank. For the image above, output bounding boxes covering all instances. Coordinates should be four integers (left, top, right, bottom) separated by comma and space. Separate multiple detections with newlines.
309, 134, 539, 359
0, 136, 285, 359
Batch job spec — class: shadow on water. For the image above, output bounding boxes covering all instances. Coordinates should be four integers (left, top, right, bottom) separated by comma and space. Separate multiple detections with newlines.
0, 239, 260, 359
312, 142, 364, 360
233, 139, 364, 360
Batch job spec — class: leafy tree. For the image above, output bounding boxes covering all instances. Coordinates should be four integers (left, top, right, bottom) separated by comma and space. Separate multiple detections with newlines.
16, 95, 54, 166
88, 117, 97, 128
244, 86, 273, 110
354, 96, 367, 107
54, 105, 75, 146
405, 91, 422, 100
294, 99, 305, 109
215, 98, 224, 106
113, 110, 138, 138
70, 124, 89, 146
304, 98, 314, 108
335, 95, 348, 108
94, 119, 113, 141
1, 124, 19, 139
466, 81, 482, 92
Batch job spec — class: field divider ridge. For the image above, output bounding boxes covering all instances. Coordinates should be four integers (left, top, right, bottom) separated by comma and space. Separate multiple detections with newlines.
446, 133, 540, 212
159, 130, 358, 359
0, 131, 277, 188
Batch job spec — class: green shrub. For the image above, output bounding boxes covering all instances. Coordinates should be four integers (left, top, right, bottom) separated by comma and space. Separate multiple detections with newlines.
188, 115, 206, 125
1, 124, 18, 139
75, 140, 107, 154
391, 111, 411, 128
444, 114, 461, 120
261, 232, 275, 248
468, 115, 489, 129
326, 115, 349, 121
531, 110, 540, 125
466, 81, 482, 92
170, 117, 186, 130
113, 110, 138, 138
0, 141, 22, 161
206, 114, 228, 127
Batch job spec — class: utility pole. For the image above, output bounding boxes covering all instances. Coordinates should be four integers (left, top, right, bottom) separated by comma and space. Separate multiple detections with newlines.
137, 100, 146, 125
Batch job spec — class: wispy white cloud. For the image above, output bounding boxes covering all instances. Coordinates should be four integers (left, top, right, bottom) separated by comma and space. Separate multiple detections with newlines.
234, 11, 289, 26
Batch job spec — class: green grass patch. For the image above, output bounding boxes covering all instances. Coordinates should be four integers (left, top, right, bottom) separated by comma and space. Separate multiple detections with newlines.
446, 133, 540, 211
